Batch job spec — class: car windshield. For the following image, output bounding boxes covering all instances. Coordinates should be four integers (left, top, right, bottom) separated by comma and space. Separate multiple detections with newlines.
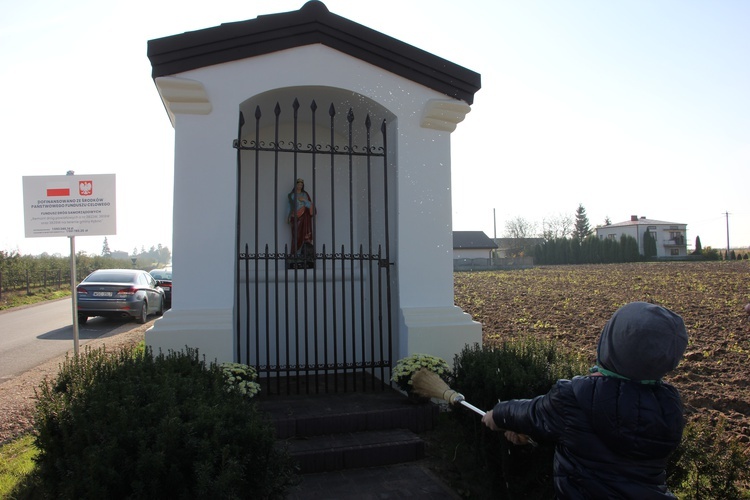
151, 271, 172, 280
84, 271, 138, 283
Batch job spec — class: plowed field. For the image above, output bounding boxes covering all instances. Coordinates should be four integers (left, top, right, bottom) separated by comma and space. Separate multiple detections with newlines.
454, 261, 750, 444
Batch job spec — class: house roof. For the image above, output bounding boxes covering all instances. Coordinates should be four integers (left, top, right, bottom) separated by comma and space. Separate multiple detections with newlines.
147, 1, 481, 104
453, 231, 498, 249
601, 217, 686, 229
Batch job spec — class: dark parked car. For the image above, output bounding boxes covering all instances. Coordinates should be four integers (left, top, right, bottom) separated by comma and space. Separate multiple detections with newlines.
77, 269, 166, 324
149, 268, 172, 307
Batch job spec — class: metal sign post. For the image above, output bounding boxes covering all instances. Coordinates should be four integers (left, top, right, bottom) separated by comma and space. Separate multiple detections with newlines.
70, 235, 79, 355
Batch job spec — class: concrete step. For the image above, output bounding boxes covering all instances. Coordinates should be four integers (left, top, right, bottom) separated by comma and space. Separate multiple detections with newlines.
284, 463, 462, 499
257, 389, 439, 439
281, 428, 425, 474
257, 386, 439, 474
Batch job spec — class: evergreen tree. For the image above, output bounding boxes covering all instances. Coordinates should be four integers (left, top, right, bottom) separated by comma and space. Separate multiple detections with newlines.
573, 204, 592, 241
643, 231, 657, 259
101, 237, 111, 257
569, 237, 582, 264
604, 216, 612, 226
693, 236, 702, 255
583, 235, 601, 263
621, 235, 639, 262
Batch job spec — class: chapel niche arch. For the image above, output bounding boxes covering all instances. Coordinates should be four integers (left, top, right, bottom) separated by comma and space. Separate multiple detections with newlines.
235, 85, 399, 394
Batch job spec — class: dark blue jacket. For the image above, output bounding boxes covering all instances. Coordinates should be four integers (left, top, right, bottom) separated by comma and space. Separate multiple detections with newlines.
491, 375, 684, 499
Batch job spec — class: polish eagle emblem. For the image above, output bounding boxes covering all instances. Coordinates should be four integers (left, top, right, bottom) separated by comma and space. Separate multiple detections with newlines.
79, 181, 93, 196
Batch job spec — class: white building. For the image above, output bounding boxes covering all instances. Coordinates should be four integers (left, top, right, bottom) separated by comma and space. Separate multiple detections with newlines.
596, 215, 688, 258
144, 1, 482, 387
453, 231, 497, 260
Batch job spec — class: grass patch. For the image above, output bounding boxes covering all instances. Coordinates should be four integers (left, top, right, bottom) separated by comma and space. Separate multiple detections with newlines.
0, 434, 39, 498
0, 289, 71, 311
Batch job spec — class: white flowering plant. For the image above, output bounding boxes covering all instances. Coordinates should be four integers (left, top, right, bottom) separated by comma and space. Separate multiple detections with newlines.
219, 362, 261, 399
390, 353, 451, 393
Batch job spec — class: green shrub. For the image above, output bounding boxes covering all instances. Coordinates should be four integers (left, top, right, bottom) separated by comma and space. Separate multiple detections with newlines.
33, 346, 297, 499
450, 339, 588, 498
667, 415, 750, 499
702, 247, 721, 261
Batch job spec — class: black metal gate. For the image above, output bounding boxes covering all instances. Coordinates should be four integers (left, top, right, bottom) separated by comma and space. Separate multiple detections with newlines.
234, 98, 394, 394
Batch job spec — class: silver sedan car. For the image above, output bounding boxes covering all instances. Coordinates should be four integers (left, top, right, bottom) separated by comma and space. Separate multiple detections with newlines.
77, 269, 166, 324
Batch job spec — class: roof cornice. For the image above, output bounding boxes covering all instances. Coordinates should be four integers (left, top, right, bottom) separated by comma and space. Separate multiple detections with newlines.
147, 1, 481, 104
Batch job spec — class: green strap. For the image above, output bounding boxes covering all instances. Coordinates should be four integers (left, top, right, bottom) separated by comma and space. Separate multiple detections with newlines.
590, 365, 660, 385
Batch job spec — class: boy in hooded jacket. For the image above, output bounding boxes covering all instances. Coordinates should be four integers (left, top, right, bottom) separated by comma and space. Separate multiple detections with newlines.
482, 301, 688, 499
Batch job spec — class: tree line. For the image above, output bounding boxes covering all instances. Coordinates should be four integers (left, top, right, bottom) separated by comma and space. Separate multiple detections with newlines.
0, 239, 171, 297
533, 234, 641, 265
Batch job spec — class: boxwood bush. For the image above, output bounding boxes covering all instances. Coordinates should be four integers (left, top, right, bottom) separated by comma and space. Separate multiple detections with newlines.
33, 346, 296, 499
667, 415, 750, 499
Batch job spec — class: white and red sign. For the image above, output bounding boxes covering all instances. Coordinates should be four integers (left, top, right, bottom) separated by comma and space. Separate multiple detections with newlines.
22, 174, 117, 238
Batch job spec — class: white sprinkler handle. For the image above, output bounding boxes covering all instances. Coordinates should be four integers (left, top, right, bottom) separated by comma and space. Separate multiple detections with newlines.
459, 400, 486, 416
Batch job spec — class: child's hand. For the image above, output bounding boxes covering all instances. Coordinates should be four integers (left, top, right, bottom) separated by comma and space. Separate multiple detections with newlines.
504, 431, 531, 446
482, 412, 536, 446
482, 411, 499, 431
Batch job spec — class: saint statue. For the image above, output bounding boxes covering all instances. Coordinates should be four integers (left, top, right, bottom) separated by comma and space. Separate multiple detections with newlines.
287, 178, 315, 267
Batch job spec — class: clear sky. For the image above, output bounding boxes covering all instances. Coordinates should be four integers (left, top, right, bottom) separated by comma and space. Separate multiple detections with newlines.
2, 0, 748, 257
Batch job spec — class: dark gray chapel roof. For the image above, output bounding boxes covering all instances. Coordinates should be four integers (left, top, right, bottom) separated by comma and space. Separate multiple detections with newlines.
453, 231, 498, 250
147, 1, 481, 104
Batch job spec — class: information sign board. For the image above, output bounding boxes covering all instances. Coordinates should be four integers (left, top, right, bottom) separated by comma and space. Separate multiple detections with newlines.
22, 174, 117, 238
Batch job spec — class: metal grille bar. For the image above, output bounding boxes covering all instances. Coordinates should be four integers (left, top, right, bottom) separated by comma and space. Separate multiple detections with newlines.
234, 98, 393, 395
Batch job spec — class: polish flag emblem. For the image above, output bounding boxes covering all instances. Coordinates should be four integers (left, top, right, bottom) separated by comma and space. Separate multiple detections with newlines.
46, 188, 70, 197
79, 181, 93, 196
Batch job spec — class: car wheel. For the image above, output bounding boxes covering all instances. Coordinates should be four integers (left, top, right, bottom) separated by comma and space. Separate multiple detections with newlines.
137, 301, 148, 324
78, 314, 88, 325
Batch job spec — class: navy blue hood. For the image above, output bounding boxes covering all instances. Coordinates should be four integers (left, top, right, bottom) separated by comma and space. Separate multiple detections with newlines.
597, 302, 688, 381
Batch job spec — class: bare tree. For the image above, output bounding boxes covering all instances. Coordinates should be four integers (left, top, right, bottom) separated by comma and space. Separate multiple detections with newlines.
503, 216, 539, 258
541, 213, 573, 241
503, 216, 538, 239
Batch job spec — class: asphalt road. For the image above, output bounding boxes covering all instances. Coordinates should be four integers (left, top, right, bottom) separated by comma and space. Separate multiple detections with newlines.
0, 298, 138, 383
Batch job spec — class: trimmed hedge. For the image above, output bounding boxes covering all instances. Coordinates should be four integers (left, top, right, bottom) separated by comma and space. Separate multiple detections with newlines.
33, 346, 296, 499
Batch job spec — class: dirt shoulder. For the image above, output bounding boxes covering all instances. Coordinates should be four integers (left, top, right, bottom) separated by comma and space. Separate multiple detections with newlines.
0, 319, 150, 445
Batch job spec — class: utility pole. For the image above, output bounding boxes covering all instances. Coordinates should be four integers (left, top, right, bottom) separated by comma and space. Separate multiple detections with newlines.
725, 211, 731, 256
492, 208, 497, 265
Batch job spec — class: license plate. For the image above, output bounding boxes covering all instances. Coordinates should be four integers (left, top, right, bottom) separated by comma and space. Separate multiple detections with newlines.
93, 291, 113, 297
